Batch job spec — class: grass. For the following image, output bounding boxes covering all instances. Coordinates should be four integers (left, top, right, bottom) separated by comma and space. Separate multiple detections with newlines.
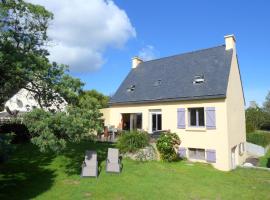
0, 141, 270, 200
259, 149, 270, 168
246, 130, 270, 147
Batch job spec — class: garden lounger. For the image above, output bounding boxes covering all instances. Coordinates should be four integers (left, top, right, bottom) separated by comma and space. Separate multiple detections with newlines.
106, 148, 121, 173
81, 150, 98, 177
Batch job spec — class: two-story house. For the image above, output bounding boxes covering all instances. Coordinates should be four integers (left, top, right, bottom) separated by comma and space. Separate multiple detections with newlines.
101, 35, 246, 171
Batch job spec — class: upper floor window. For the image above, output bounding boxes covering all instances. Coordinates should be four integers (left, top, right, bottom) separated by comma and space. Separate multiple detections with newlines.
188, 107, 205, 127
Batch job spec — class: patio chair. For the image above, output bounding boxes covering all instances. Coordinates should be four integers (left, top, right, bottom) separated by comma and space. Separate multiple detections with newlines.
106, 148, 121, 173
81, 150, 98, 177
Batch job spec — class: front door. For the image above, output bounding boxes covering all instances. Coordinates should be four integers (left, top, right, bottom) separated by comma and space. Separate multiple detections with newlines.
150, 110, 162, 133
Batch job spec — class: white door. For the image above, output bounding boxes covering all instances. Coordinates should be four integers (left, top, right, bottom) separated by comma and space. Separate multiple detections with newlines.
231, 146, 236, 169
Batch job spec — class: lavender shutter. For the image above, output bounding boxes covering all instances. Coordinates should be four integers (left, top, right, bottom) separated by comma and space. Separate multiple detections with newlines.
206, 149, 216, 163
206, 107, 216, 129
179, 147, 186, 158
177, 108, 185, 129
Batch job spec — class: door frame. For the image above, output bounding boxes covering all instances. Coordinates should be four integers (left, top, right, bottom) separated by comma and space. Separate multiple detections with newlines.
148, 109, 162, 133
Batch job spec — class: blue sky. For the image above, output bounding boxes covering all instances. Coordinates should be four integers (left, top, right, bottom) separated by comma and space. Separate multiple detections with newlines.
39, 0, 270, 106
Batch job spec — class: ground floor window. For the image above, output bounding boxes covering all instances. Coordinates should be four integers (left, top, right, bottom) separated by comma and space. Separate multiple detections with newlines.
149, 109, 162, 132
121, 113, 142, 131
188, 148, 205, 160
152, 113, 162, 132
239, 142, 245, 155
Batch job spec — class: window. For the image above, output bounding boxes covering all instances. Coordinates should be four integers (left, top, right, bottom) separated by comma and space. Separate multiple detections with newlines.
16, 99, 23, 108
136, 113, 142, 129
152, 113, 162, 132
127, 85, 135, 92
149, 109, 162, 132
193, 75, 205, 84
154, 80, 162, 87
189, 148, 205, 160
188, 108, 205, 127
239, 142, 245, 155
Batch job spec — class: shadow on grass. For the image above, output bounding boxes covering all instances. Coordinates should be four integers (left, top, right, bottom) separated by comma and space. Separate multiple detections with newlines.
0, 140, 115, 199
61, 140, 115, 176
0, 144, 56, 200
267, 158, 270, 168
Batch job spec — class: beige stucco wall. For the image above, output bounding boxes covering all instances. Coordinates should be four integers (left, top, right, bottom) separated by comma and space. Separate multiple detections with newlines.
101, 98, 232, 171
225, 48, 246, 168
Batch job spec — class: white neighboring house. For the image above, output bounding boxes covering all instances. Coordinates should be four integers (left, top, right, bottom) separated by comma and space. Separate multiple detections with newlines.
3, 85, 67, 113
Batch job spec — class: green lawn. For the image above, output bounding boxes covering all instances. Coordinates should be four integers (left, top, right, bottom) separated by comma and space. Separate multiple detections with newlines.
1, 141, 270, 200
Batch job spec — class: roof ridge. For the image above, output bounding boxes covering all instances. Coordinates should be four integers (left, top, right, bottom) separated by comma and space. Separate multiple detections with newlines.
140, 44, 225, 64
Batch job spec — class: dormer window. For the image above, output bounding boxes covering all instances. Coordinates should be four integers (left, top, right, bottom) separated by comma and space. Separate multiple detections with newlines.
154, 80, 162, 87
127, 85, 135, 92
193, 75, 205, 84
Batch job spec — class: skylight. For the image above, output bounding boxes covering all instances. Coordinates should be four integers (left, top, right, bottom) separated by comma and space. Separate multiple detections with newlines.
127, 84, 135, 92
154, 80, 162, 87
193, 75, 205, 84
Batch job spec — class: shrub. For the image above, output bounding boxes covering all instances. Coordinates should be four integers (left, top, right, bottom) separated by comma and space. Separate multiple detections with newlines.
116, 130, 149, 153
247, 131, 270, 147
156, 132, 181, 162
0, 133, 15, 163
246, 122, 255, 133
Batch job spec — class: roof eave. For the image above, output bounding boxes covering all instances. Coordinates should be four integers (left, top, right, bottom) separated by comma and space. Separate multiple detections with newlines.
109, 94, 226, 106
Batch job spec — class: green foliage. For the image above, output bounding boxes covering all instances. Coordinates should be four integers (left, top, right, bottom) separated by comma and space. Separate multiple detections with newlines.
245, 107, 268, 130
259, 149, 270, 168
23, 108, 103, 153
78, 90, 109, 109
246, 121, 255, 133
156, 132, 181, 162
246, 131, 270, 147
0, 0, 84, 109
263, 91, 270, 114
116, 130, 149, 153
0, 133, 15, 162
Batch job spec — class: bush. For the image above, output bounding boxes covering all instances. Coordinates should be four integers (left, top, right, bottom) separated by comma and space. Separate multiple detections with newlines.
156, 132, 181, 162
246, 122, 255, 133
116, 130, 149, 153
247, 131, 270, 147
0, 133, 15, 163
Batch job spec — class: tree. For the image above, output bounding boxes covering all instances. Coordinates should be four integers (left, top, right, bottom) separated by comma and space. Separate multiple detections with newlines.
0, 0, 98, 153
23, 106, 103, 153
262, 91, 270, 129
0, 0, 83, 110
79, 90, 109, 109
245, 107, 268, 130
263, 91, 270, 114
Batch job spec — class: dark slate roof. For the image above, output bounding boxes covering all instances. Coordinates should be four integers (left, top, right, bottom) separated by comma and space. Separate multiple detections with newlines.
109, 45, 233, 105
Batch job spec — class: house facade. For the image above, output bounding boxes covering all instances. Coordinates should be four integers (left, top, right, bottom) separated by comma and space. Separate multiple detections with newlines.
101, 35, 246, 171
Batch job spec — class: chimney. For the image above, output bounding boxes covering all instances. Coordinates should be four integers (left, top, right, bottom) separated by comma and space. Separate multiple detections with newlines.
132, 56, 143, 69
224, 34, 236, 50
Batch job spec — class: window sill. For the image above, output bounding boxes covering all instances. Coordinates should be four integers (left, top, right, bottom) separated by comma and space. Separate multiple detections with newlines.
185, 127, 206, 132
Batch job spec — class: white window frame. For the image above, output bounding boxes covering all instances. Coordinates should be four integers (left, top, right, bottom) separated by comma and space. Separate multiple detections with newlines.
149, 109, 162, 133
188, 107, 205, 127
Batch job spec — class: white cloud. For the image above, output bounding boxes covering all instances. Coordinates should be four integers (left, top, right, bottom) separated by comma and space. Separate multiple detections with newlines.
28, 0, 136, 72
138, 45, 158, 61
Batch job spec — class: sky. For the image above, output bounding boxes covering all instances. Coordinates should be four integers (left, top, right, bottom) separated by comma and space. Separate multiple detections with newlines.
30, 0, 270, 106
